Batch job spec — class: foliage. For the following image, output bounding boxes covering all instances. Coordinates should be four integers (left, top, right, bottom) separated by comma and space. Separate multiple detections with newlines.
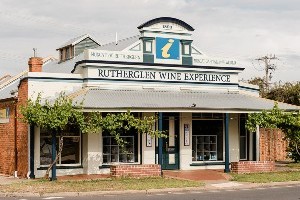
20, 93, 165, 143
20, 92, 166, 179
246, 104, 300, 161
20, 93, 85, 131
266, 82, 300, 106
248, 77, 266, 97
84, 111, 166, 146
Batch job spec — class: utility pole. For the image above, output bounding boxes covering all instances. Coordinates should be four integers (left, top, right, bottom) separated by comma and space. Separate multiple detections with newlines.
256, 54, 278, 94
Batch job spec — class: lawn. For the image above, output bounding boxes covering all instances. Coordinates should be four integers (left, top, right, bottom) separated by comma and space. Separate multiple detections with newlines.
231, 171, 300, 183
0, 177, 203, 194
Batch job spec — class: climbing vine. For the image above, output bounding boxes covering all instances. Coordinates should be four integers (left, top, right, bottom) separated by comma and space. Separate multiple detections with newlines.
246, 104, 300, 161
20, 92, 166, 180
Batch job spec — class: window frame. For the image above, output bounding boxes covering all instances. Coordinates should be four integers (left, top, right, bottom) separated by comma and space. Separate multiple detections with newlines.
39, 128, 82, 167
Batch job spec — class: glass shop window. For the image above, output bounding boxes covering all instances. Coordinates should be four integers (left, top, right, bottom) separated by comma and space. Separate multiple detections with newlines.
102, 128, 138, 164
40, 125, 81, 166
192, 120, 223, 161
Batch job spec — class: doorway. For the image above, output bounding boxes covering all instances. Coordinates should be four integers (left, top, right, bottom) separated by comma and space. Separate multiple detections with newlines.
161, 113, 179, 170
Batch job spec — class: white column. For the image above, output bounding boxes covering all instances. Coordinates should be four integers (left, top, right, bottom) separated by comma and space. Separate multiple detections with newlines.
256, 125, 260, 161
179, 113, 192, 170
249, 132, 253, 160
141, 113, 156, 164
82, 132, 101, 174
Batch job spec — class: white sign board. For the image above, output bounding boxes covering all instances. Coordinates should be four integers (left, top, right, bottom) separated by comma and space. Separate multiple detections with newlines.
85, 49, 143, 63
96, 67, 237, 84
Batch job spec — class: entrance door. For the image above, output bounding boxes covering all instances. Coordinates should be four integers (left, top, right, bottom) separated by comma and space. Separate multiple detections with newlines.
162, 114, 179, 170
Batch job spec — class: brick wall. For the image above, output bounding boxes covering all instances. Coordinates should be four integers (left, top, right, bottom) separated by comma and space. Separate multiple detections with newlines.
28, 57, 43, 72
110, 164, 161, 178
260, 128, 288, 161
16, 79, 29, 178
0, 100, 17, 176
231, 161, 275, 174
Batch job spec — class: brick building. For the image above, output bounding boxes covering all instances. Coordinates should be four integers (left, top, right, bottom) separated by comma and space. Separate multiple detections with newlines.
0, 17, 299, 178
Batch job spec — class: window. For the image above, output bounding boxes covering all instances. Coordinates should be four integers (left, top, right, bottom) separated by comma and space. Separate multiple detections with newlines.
40, 125, 81, 166
183, 44, 190, 55
66, 47, 70, 59
192, 120, 223, 161
145, 41, 152, 53
239, 114, 248, 160
102, 129, 138, 164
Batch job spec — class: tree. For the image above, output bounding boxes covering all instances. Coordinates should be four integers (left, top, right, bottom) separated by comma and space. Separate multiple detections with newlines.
248, 77, 266, 97
246, 104, 300, 162
20, 93, 165, 180
266, 82, 300, 106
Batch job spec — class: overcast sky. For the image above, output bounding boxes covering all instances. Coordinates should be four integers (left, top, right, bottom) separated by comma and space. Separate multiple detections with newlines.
0, 0, 299, 83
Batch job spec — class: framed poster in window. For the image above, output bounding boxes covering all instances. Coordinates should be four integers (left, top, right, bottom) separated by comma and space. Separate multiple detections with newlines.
184, 124, 190, 146
146, 133, 152, 147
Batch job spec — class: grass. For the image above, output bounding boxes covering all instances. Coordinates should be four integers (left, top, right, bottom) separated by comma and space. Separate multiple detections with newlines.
286, 162, 300, 169
0, 177, 203, 194
231, 171, 300, 183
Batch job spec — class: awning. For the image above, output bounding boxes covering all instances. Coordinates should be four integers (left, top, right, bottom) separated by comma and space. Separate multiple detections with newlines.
73, 88, 300, 113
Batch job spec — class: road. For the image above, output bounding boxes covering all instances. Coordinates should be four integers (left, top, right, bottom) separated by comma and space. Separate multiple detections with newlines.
1, 184, 299, 200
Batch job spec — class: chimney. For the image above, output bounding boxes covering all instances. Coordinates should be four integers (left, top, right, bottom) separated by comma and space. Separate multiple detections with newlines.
28, 57, 43, 72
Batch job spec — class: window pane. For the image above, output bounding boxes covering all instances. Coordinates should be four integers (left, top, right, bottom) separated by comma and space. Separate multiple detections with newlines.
184, 44, 190, 55
61, 137, 80, 164
192, 120, 223, 161
40, 137, 52, 165
240, 137, 247, 160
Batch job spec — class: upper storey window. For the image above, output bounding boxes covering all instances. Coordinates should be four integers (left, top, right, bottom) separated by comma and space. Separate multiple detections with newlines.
57, 34, 100, 63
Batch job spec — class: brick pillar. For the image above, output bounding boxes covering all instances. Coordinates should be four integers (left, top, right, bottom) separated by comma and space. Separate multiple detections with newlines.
28, 57, 43, 72
17, 79, 29, 177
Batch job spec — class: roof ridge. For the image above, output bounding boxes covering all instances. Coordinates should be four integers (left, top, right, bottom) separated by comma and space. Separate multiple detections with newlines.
101, 35, 140, 47
0, 70, 27, 90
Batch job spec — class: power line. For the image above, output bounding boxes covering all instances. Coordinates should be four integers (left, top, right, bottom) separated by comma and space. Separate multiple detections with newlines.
255, 54, 278, 93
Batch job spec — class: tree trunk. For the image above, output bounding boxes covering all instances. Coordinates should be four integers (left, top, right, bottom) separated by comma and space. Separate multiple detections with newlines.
44, 133, 64, 180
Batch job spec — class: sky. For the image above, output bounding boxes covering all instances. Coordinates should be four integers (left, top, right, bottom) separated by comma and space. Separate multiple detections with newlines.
0, 0, 299, 83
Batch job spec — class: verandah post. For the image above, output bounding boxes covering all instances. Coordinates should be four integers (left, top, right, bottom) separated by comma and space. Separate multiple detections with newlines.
158, 112, 163, 175
224, 113, 230, 173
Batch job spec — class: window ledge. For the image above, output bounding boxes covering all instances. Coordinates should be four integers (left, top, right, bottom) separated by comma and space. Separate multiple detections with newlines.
37, 165, 83, 170
190, 162, 226, 166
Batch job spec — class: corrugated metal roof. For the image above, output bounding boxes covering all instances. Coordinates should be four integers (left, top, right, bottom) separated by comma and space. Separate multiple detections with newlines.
43, 53, 84, 73
0, 80, 19, 100
73, 89, 300, 112
57, 34, 100, 50
96, 35, 140, 51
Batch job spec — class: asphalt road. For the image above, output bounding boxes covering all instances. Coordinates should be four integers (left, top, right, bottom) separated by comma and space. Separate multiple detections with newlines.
1, 184, 300, 200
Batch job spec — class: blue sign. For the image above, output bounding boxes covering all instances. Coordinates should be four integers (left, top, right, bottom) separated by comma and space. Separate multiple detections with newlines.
156, 37, 179, 60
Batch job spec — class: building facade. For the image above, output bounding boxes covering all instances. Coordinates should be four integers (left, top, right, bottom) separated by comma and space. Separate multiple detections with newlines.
0, 17, 299, 178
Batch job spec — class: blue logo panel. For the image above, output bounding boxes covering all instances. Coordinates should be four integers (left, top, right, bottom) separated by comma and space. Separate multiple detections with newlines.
156, 37, 180, 60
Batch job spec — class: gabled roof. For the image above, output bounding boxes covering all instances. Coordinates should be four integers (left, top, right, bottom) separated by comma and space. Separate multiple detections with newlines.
56, 34, 101, 50
0, 75, 11, 85
138, 17, 195, 31
0, 80, 19, 100
96, 35, 140, 51
43, 53, 84, 73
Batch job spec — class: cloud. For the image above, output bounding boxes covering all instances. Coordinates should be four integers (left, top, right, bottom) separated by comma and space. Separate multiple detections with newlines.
0, 0, 299, 82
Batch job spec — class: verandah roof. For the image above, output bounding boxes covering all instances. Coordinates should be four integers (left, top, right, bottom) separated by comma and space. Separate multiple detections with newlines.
72, 88, 300, 113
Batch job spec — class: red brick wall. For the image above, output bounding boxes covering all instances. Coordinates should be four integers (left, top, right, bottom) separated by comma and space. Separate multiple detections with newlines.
110, 164, 161, 178
231, 161, 275, 174
16, 79, 29, 178
260, 128, 288, 161
0, 100, 17, 176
